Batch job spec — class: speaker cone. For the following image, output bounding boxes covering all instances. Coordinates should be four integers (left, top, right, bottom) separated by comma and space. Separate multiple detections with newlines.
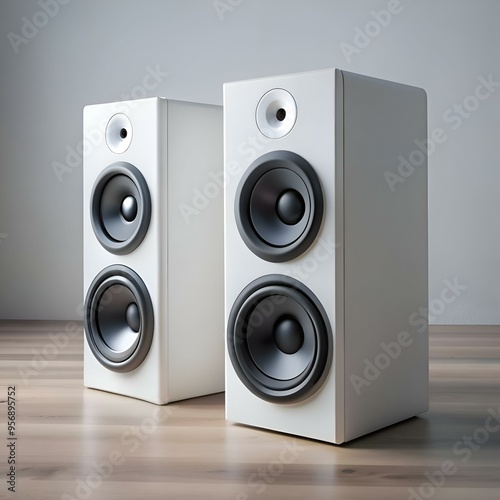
85, 265, 154, 372
90, 162, 151, 254
227, 275, 331, 403
235, 151, 324, 262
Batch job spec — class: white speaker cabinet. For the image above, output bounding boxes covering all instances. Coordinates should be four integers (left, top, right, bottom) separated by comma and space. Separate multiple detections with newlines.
224, 69, 428, 443
83, 97, 224, 404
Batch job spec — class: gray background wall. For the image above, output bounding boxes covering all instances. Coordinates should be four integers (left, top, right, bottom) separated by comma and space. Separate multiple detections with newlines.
0, 0, 498, 322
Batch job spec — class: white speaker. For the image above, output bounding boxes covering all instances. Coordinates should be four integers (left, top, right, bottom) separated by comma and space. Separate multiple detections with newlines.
224, 69, 428, 443
83, 97, 224, 404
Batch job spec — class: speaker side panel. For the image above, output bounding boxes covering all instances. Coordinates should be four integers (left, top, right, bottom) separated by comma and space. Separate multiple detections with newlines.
164, 100, 225, 401
341, 72, 429, 441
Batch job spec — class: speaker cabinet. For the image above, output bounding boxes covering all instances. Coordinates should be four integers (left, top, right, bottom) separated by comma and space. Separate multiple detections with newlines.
84, 97, 224, 404
224, 69, 428, 443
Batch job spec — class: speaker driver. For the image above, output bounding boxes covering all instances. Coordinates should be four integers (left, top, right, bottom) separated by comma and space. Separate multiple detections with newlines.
106, 113, 133, 154
235, 151, 324, 262
227, 275, 331, 403
90, 162, 151, 255
85, 265, 154, 373
256, 88, 297, 139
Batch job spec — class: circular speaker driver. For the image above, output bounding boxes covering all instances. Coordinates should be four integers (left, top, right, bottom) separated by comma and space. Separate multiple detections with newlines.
256, 88, 297, 139
90, 162, 151, 255
84, 265, 154, 372
106, 113, 133, 154
227, 275, 332, 403
235, 151, 324, 262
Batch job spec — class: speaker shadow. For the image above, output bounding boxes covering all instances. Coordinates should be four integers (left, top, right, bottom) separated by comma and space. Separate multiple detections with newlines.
342, 415, 433, 450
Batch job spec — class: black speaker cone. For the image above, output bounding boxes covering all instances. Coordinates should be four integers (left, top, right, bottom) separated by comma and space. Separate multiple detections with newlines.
235, 151, 324, 262
227, 275, 332, 403
85, 265, 154, 372
91, 162, 151, 255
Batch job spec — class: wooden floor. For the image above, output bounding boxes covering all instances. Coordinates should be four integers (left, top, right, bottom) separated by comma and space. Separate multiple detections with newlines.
0, 322, 499, 500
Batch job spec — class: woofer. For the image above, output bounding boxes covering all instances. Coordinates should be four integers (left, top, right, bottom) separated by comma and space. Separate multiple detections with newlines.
84, 265, 154, 372
235, 151, 324, 262
227, 275, 331, 403
90, 162, 151, 255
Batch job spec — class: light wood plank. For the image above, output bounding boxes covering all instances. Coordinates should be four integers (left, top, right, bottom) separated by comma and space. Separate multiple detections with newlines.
0, 322, 499, 499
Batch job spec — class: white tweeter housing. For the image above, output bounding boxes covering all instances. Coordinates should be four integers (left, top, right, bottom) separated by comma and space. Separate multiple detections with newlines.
106, 113, 133, 154
256, 88, 297, 139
